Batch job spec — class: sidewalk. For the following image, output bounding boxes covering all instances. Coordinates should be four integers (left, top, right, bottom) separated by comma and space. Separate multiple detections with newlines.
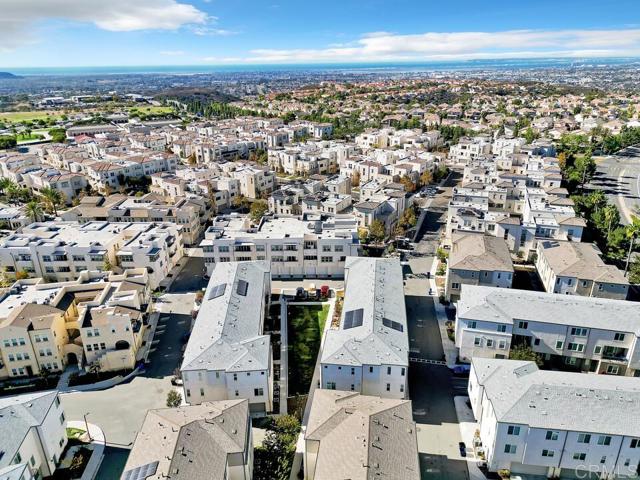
427, 259, 458, 367
453, 396, 487, 480
57, 364, 79, 391
66, 420, 106, 480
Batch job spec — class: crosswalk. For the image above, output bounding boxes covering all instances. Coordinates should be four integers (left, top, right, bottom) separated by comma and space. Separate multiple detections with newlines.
409, 357, 447, 366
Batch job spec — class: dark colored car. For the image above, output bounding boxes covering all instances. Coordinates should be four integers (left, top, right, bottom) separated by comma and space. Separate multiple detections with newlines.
295, 287, 306, 299
452, 364, 471, 376
459, 442, 467, 457
320, 285, 330, 298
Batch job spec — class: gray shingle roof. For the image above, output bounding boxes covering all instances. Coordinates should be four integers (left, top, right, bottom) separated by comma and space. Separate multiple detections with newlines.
0, 391, 59, 468
457, 285, 640, 334
306, 390, 420, 480
449, 233, 514, 272
181, 261, 270, 373
473, 358, 640, 436
321, 258, 408, 367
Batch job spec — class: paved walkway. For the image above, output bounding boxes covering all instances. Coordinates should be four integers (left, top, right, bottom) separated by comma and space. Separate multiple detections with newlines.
66, 420, 106, 480
427, 259, 458, 368
57, 364, 79, 391
454, 396, 487, 480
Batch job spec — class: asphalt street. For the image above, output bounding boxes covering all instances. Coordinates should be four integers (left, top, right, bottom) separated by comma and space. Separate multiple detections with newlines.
591, 146, 640, 224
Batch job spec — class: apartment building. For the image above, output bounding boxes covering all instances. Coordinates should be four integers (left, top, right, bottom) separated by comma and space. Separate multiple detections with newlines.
22, 168, 88, 205
62, 193, 207, 246
0, 269, 150, 378
181, 261, 273, 415
0, 221, 182, 289
232, 165, 275, 199
449, 137, 492, 165
455, 285, 640, 376
0, 203, 32, 229
305, 390, 420, 480
122, 399, 253, 480
445, 233, 514, 301
0, 391, 67, 479
536, 240, 629, 300
201, 213, 359, 279
469, 358, 640, 478
320, 257, 409, 399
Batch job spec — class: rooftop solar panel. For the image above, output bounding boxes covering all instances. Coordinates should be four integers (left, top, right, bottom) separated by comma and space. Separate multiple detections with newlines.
122, 461, 159, 480
382, 317, 403, 332
343, 308, 364, 329
208, 283, 226, 300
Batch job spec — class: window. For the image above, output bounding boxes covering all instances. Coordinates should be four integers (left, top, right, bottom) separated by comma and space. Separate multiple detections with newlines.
468, 321, 477, 329
546, 431, 559, 441
59, 412, 65, 424
321, 256, 333, 263
567, 343, 585, 352
507, 426, 521, 435
233, 373, 237, 381
497, 325, 507, 333
573, 453, 587, 461
555, 341, 564, 350
401, 367, 405, 376
614, 333, 626, 341
597, 436, 612, 446
600, 456, 607, 464
486, 339, 494, 347
218, 245, 230, 252
451, 282, 460, 289
387, 367, 392, 375
235, 390, 239, 396
518, 321, 528, 329
474, 337, 482, 347
498, 340, 507, 349
542, 449, 555, 457
326, 382, 336, 390
322, 245, 332, 252
254, 388, 264, 396
334, 245, 343, 252
271, 245, 283, 252
606, 365, 619, 375
504, 444, 517, 454
400, 384, 404, 393
578, 434, 591, 444
369, 366, 374, 373
571, 327, 588, 337
350, 384, 355, 391
594, 345, 602, 355
255, 245, 265, 252
386, 383, 390, 391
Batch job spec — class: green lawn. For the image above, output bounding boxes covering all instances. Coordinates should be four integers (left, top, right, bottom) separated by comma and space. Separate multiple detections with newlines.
16, 133, 44, 143
66, 427, 86, 440
127, 106, 175, 115
287, 304, 329, 396
0, 111, 62, 123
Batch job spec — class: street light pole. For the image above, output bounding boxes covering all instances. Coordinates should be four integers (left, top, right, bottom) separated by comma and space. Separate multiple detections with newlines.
84, 412, 92, 442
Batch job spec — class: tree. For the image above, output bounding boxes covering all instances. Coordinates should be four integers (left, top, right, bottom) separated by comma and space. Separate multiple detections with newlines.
187, 153, 197, 166
419, 170, 433, 186
629, 257, 640, 285
254, 415, 301, 480
102, 258, 112, 272
0, 136, 17, 150
15, 270, 30, 280
624, 215, 640, 277
40, 187, 63, 216
509, 344, 543, 367
368, 220, 386, 244
249, 199, 269, 224
48, 128, 67, 143
399, 175, 416, 193
0, 177, 16, 196
25, 200, 44, 222
166, 390, 182, 407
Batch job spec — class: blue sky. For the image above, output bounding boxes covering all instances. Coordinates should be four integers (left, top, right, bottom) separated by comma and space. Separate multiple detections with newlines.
1, 0, 640, 67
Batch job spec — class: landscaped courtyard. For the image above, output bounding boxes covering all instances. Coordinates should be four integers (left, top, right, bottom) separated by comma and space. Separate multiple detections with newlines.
287, 304, 329, 396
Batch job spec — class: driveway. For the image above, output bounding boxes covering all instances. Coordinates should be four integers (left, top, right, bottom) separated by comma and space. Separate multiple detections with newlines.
168, 256, 208, 293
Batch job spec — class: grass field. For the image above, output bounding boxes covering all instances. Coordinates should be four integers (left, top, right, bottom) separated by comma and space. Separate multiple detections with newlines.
287, 304, 329, 396
0, 111, 61, 123
126, 106, 175, 115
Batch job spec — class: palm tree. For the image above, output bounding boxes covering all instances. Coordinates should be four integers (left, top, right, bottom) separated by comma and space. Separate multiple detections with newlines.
40, 187, 63, 216
25, 200, 44, 223
5, 183, 20, 204
624, 215, 640, 277
602, 204, 619, 239
0, 177, 15, 196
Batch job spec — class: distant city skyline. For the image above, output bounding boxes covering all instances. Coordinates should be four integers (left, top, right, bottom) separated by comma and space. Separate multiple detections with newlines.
1, 0, 640, 67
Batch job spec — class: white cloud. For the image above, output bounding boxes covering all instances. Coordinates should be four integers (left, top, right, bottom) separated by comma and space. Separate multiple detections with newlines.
0, 0, 208, 52
241, 28, 640, 63
191, 26, 239, 36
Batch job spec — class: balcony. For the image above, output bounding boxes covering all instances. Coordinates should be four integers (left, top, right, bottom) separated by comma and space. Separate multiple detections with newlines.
602, 346, 628, 363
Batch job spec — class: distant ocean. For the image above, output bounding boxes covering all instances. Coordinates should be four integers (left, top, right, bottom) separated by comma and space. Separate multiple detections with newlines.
4, 57, 640, 76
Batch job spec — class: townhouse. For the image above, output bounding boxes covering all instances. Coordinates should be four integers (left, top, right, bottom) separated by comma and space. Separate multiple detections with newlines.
0, 221, 182, 289
455, 284, 640, 376
201, 213, 359, 279
305, 390, 419, 480
469, 358, 640, 478
232, 165, 275, 199
445, 232, 514, 301
180, 261, 273, 415
536, 240, 629, 300
0, 269, 150, 378
320, 257, 409, 399
122, 399, 253, 480
0, 391, 67, 479
62, 193, 208, 246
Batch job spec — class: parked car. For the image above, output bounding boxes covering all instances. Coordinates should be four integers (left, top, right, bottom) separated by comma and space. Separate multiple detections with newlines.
459, 442, 467, 457
452, 364, 471, 376
171, 376, 183, 386
295, 287, 307, 299
320, 285, 330, 298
